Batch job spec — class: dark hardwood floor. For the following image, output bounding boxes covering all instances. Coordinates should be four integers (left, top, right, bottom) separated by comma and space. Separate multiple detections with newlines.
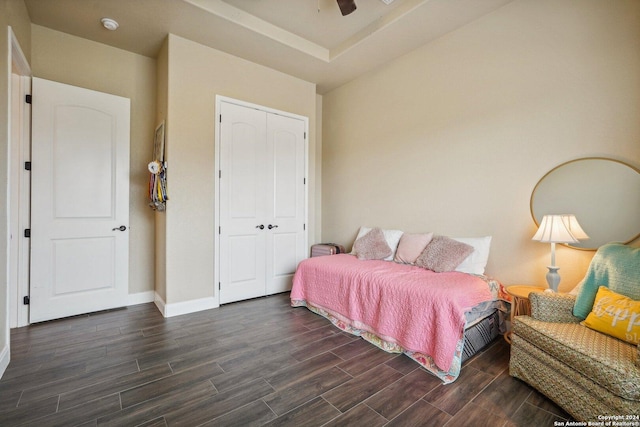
0, 293, 570, 426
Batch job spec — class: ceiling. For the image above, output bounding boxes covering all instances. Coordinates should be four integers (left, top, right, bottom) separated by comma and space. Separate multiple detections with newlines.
24, 0, 513, 93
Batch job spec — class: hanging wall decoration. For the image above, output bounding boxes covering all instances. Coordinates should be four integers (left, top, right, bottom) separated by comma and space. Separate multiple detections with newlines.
149, 121, 168, 211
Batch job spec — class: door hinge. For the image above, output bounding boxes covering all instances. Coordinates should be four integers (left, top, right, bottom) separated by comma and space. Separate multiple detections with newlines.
219, 114, 222, 123
218, 282, 221, 290
303, 224, 306, 231
304, 132, 307, 139
24, 161, 31, 171
219, 170, 221, 179
24, 229, 31, 238
219, 226, 221, 234
25, 94, 32, 104
23, 296, 30, 305
303, 178, 306, 185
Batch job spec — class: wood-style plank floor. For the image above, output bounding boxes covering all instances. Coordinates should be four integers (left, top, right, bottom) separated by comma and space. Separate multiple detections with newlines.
0, 293, 570, 426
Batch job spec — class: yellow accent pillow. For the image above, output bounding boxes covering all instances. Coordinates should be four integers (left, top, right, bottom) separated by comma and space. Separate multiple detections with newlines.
583, 286, 640, 345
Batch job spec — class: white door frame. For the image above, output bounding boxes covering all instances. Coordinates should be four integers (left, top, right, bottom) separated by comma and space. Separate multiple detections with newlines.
214, 96, 309, 305
8, 27, 31, 328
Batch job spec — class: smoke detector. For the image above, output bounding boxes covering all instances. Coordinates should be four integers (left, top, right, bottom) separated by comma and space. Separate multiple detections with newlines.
101, 18, 119, 31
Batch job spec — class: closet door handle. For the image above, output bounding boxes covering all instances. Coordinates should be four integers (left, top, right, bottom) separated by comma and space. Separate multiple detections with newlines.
256, 224, 265, 230
112, 225, 127, 231
268, 224, 278, 230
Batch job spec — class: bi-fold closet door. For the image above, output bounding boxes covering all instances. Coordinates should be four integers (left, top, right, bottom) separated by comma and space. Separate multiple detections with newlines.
218, 100, 307, 304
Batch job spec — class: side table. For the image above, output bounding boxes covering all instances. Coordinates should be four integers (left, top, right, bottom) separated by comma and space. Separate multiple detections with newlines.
504, 285, 546, 344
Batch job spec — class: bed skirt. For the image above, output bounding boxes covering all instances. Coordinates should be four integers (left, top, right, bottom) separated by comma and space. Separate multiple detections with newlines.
292, 299, 501, 384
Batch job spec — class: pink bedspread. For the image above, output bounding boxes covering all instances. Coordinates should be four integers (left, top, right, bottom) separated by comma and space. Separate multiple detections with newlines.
290, 254, 494, 372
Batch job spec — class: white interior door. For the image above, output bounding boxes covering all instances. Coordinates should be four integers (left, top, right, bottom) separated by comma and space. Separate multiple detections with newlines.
219, 102, 267, 304
30, 77, 130, 323
265, 113, 306, 294
218, 100, 307, 304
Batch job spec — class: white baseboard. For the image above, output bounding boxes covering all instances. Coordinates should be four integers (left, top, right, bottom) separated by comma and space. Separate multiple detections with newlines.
0, 343, 10, 380
153, 292, 166, 316
127, 291, 155, 306
154, 293, 219, 318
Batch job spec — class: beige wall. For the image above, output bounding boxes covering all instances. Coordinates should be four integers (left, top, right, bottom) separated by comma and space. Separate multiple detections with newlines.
30, 25, 157, 297
161, 34, 317, 304
1, 0, 31, 373
322, 0, 640, 291
155, 39, 168, 302
314, 94, 323, 243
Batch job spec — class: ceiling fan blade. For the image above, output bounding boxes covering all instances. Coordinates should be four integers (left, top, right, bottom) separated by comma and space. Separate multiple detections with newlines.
337, 0, 357, 16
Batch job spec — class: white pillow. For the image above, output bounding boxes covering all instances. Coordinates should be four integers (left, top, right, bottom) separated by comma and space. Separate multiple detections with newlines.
351, 226, 403, 261
451, 236, 492, 275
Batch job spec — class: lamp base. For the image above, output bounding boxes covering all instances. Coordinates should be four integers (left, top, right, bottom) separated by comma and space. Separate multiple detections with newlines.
545, 266, 561, 292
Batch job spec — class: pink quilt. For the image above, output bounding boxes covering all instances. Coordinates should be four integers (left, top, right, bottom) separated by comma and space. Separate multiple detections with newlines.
290, 254, 494, 373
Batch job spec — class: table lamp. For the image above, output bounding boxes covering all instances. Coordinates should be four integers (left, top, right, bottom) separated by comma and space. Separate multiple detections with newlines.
532, 214, 588, 292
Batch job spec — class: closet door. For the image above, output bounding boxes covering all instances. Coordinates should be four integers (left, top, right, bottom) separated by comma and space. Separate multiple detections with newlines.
219, 103, 268, 304
218, 101, 307, 304
266, 113, 306, 294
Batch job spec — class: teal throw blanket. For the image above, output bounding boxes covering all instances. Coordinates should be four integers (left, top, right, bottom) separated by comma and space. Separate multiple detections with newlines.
573, 243, 640, 319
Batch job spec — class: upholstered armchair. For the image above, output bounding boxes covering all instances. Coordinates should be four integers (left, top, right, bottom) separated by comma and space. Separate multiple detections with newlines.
509, 243, 640, 421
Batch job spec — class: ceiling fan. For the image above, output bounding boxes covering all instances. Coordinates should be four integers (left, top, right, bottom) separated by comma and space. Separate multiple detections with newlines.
336, 0, 394, 17
337, 0, 357, 16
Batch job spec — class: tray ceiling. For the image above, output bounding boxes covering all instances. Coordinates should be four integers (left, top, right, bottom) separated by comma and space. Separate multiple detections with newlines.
24, 0, 513, 93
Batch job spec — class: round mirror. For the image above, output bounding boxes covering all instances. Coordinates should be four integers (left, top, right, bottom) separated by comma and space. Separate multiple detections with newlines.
530, 158, 640, 250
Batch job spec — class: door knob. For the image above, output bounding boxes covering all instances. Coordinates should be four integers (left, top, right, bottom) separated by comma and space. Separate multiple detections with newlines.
268, 224, 279, 230
112, 225, 127, 231
256, 224, 265, 230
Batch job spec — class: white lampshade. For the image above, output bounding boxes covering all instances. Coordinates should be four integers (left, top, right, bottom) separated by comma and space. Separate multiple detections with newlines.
532, 215, 579, 244
532, 214, 587, 292
561, 214, 589, 240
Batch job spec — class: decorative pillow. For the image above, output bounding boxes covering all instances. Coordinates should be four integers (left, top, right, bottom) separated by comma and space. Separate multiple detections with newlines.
394, 233, 434, 264
582, 286, 640, 345
415, 235, 474, 273
452, 236, 492, 275
350, 226, 403, 261
573, 243, 640, 319
353, 227, 392, 260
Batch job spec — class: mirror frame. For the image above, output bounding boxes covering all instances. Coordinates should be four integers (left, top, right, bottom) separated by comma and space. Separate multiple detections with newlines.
530, 157, 640, 251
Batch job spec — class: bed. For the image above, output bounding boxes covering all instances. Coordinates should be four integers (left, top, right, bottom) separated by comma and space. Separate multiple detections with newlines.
291, 251, 508, 384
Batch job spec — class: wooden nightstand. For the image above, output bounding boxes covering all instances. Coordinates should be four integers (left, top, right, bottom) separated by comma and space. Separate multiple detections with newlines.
504, 285, 546, 343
